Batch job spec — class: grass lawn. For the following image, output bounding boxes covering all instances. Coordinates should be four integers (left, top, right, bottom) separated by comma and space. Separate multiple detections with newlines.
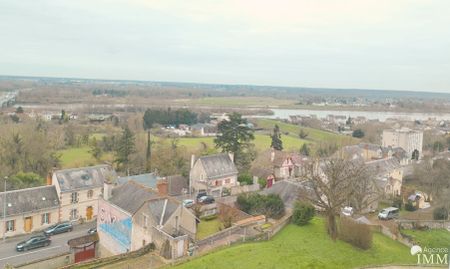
401, 229, 450, 248
173, 218, 414, 269
197, 219, 223, 240
58, 146, 113, 168
254, 118, 355, 145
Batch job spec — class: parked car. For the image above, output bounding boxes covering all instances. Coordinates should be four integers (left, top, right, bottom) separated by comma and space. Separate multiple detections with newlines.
183, 199, 195, 208
198, 195, 215, 204
378, 207, 399, 220
43, 222, 73, 236
87, 227, 97, 235
16, 235, 51, 252
341, 206, 354, 217
196, 191, 207, 201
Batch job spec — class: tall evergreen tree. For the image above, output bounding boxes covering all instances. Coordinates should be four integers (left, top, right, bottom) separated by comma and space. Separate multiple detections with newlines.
270, 124, 283, 151
214, 113, 255, 172
115, 126, 136, 174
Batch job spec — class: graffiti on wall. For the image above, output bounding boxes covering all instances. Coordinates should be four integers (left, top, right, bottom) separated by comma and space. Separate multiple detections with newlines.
98, 199, 132, 253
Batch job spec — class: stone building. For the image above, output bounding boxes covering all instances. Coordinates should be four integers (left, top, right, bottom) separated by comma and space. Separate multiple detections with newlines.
382, 128, 423, 160
0, 185, 60, 237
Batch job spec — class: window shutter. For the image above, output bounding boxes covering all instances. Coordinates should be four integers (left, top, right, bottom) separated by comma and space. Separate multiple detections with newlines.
48, 213, 51, 224
13, 220, 15, 231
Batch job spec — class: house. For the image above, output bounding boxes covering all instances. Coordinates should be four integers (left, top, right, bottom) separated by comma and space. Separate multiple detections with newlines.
270, 150, 305, 180
0, 186, 60, 237
190, 123, 217, 137
97, 180, 196, 259
366, 158, 403, 197
190, 153, 238, 197
52, 164, 117, 222
117, 173, 188, 197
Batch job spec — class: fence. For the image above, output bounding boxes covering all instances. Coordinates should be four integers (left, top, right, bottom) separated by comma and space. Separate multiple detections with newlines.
10, 252, 73, 269
396, 219, 450, 230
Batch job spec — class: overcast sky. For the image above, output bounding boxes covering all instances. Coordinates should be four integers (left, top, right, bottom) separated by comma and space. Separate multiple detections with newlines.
0, 0, 449, 93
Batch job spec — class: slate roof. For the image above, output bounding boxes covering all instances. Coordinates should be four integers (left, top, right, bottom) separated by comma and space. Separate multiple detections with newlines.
366, 158, 402, 177
197, 153, 238, 180
117, 173, 158, 189
146, 198, 179, 225
109, 181, 159, 215
0, 185, 60, 218
261, 180, 306, 208
54, 165, 116, 193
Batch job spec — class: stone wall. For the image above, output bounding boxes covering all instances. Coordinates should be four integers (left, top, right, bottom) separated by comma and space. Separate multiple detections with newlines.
396, 219, 450, 230
11, 252, 73, 269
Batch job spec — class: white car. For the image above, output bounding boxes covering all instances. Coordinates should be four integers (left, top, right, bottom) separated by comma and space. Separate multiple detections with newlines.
182, 199, 195, 208
341, 206, 354, 217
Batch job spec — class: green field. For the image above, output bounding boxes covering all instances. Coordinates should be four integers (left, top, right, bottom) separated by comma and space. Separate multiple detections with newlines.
401, 229, 450, 248
58, 146, 113, 168
197, 219, 223, 240
254, 118, 354, 144
173, 218, 414, 269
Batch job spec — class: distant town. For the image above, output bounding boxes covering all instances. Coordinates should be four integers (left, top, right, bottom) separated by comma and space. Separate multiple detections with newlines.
0, 77, 449, 269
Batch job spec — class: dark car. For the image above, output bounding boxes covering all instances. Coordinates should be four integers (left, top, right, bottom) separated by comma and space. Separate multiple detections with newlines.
198, 195, 215, 204
196, 191, 207, 201
16, 235, 51, 252
43, 222, 73, 236
87, 227, 97, 235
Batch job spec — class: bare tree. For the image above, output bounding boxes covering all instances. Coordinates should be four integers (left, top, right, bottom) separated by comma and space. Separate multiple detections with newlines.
298, 157, 368, 241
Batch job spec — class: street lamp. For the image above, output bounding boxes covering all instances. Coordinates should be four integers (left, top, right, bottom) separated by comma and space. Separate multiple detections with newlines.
3, 176, 7, 242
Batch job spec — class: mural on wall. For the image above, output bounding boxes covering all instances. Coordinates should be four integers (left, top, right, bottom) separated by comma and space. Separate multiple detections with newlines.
98, 199, 132, 253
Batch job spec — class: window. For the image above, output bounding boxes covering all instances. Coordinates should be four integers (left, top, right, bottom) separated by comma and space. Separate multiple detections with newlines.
87, 190, 94, 199
6, 220, 15, 232
225, 178, 230, 184
71, 192, 78, 203
142, 240, 146, 247
41, 213, 50, 225
70, 209, 78, 220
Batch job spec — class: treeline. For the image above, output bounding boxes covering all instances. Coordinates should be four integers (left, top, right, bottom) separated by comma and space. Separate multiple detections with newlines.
143, 108, 205, 129
92, 89, 128, 97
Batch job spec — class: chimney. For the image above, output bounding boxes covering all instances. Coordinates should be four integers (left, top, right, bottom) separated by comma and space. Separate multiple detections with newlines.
46, 171, 52, 186
270, 149, 275, 162
157, 178, 168, 196
103, 180, 113, 201
228, 152, 234, 163
190, 154, 196, 169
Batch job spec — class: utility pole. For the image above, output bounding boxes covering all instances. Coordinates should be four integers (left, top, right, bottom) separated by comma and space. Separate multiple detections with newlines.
3, 176, 8, 242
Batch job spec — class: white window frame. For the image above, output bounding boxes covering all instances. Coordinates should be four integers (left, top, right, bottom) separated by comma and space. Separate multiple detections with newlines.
6, 220, 14, 232
42, 213, 50, 225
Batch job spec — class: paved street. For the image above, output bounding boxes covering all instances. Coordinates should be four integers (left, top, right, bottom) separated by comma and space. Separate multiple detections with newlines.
0, 222, 96, 268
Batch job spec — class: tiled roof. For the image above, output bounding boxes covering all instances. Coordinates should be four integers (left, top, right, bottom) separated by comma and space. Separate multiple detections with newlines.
117, 173, 158, 189
198, 153, 238, 180
54, 165, 116, 192
110, 181, 159, 215
0, 185, 60, 218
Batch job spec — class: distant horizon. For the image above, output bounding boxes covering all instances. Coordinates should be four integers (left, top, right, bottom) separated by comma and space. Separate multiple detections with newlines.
2, 73, 450, 96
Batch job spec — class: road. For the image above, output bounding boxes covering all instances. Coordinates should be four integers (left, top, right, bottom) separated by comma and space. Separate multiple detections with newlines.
0, 222, 96, 268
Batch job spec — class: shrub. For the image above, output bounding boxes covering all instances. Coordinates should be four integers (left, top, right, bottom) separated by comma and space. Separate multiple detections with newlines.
236, 193, 285, 219
339, 217, 373, 250
405, 201, 416, 211
238, 173, 253, 185
258, 177, 267, 189
292, 201, 315, 226
433, 207, 449, 220
392, 197, 403, 210
352, 129, 365, 138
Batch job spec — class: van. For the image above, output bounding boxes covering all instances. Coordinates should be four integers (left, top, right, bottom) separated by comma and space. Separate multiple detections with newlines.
377, 207, 399, 220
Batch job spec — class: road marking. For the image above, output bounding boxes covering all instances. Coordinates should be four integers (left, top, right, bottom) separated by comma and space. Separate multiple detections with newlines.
0, 245, 62, 261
